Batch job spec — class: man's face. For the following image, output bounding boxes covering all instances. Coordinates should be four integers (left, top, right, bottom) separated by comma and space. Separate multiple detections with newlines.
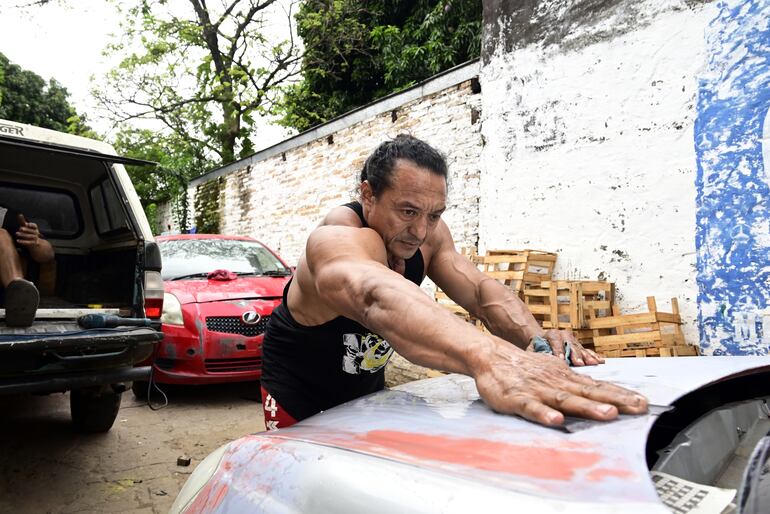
362, 159, 447, 260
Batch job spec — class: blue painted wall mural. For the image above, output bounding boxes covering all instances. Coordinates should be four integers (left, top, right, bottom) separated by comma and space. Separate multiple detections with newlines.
695, 0, 770, 355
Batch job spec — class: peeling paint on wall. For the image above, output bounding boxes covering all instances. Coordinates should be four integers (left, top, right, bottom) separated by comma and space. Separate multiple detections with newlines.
482, 0, 704, 61
479, 1, 709, 343
695, 0, 770, 355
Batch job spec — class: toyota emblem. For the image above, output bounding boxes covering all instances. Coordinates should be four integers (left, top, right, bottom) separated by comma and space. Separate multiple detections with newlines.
241, 310, 261, 325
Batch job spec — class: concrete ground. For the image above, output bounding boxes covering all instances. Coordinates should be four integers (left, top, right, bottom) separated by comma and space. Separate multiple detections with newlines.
0, 382, 265, 514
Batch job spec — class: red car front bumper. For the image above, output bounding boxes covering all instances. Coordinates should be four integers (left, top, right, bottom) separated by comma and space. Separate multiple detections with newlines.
148, 298, 281, 385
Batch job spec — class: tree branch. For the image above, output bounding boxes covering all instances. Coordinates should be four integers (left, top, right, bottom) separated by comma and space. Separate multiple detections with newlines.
214, 0, 241, 28
188, 0, 227, 77
228, 0, 279, 62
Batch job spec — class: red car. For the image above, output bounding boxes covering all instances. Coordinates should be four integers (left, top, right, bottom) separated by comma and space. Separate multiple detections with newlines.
133, 234, 292, 398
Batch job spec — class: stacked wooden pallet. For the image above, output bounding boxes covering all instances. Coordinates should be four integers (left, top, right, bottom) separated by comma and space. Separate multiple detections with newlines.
523, 281, 699, 357
434, 248, 699, 359
587, 297, 699, 357
473, 250, 557, 294
522, 280, 614, 347
434, 249, 557, 326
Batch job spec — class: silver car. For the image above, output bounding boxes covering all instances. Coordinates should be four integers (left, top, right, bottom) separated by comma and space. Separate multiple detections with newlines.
171, 356, 770, 513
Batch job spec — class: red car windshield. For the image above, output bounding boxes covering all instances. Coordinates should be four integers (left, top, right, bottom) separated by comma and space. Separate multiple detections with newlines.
158, 239, 290, 280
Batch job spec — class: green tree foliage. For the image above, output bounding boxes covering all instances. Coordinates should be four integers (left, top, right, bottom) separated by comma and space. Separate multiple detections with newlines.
112, 128, 209, 233
0, 52, 94, 135
279, 0, 481, 132
97, 0, 302, 166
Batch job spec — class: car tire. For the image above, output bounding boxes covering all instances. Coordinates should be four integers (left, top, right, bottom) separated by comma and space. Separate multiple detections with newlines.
70, 385, 122, 433
131, 380, 149, 401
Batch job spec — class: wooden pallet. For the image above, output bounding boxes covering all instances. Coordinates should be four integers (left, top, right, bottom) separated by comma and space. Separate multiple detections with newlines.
581, 281, 615, 324
523, 280, 614, 330
587, 297, 699, 358
434, 249, 555, 330
473, 250, 557, 294
523, 280, 580, 329
602, 345, 699, 358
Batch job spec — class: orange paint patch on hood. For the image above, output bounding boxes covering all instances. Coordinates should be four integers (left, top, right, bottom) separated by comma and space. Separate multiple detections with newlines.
356, 430, 602, 481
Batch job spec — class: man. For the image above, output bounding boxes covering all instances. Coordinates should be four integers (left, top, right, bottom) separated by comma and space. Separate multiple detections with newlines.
261, 134, 647, 429
0, 206, 54, 327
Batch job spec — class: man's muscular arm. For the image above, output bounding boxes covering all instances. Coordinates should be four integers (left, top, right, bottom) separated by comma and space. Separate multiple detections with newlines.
318, 205, 361, 228
427, 221, 601, 366
306, 225, 646, 426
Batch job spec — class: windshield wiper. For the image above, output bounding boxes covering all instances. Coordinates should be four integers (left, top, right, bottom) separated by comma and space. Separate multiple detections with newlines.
170, 270, 291, 280
170, 272, 210, 281
231, 271, 291, 277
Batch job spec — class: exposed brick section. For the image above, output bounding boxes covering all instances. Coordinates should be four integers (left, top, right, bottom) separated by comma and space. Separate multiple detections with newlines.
189, 79, 482, 265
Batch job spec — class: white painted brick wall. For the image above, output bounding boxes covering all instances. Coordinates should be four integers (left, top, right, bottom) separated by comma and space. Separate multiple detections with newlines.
480, 2, 717, 344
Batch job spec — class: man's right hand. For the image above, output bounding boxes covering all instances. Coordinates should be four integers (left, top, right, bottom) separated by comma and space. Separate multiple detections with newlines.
15, 214, 42, 249
473, 342, 648, 426
14, 213, 54, 263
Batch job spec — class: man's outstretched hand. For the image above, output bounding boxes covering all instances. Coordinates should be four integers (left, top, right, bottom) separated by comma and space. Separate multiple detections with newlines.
527, 329, 605, 367
475, 343, 648, 426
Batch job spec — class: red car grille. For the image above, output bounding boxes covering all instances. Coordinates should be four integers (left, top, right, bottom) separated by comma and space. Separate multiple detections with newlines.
205, 315, 271, 336
204, 357, 262, 373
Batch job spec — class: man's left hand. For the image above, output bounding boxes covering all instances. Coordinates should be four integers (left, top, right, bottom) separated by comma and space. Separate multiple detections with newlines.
527, 329, 604, 366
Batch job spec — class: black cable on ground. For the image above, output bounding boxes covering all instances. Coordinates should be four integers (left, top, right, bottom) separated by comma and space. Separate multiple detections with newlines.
146, 366, 168, 411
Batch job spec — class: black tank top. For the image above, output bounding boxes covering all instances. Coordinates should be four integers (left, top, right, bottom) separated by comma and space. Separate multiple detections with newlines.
261, 201, 425, 421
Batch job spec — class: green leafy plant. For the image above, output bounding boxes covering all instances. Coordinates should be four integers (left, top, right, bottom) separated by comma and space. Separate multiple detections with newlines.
279, 0, 481, 132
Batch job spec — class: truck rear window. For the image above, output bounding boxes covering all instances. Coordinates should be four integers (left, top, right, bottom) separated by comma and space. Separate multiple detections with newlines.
89, 178, 130, 235
0, 184, 81, 238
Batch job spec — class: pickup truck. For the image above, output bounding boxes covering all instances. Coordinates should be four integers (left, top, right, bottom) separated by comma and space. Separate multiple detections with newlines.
0, 119, 164, 432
